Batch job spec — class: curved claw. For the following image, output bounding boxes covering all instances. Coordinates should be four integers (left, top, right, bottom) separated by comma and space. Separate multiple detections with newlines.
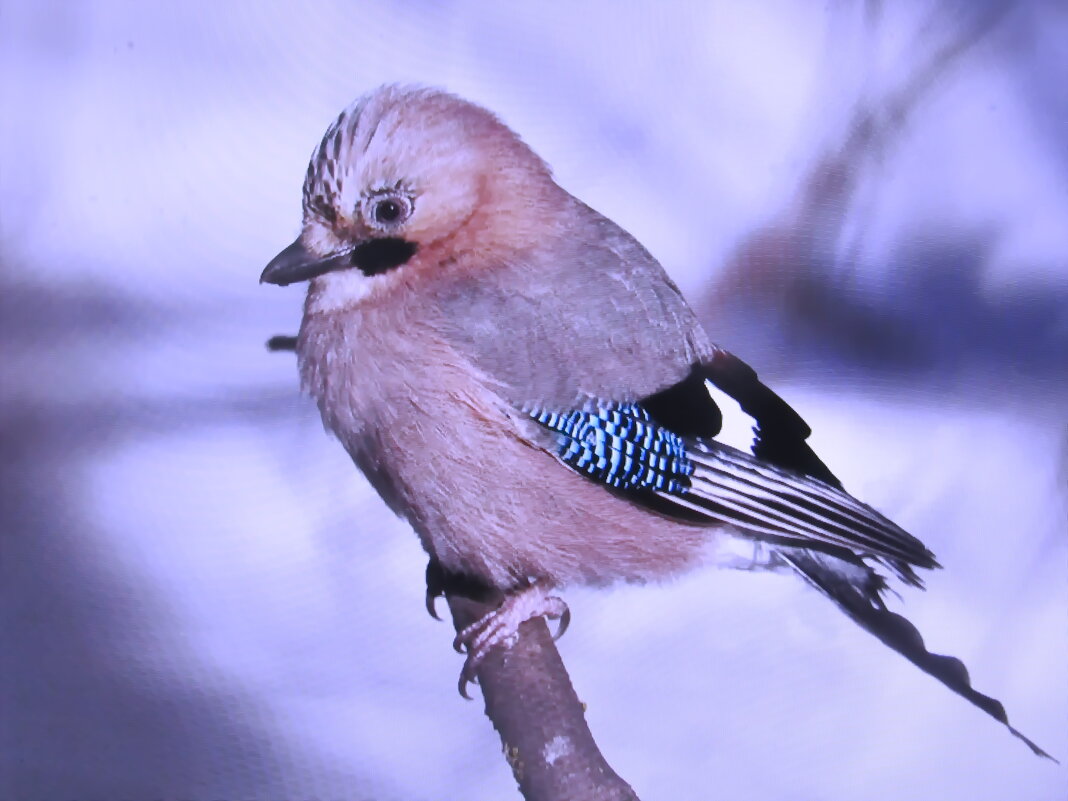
426, 589, 442, 621
424, 560, 445, 621
457, 662, 479, 700
458, 674, 473, 700
550, 604, 571, 641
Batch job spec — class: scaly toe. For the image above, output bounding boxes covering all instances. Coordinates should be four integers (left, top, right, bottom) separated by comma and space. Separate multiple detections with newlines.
450, 584, 569, 697
453, 617, 485, 654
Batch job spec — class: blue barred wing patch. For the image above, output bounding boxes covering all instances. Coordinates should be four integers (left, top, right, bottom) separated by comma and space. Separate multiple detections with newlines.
529, 403, 694, 493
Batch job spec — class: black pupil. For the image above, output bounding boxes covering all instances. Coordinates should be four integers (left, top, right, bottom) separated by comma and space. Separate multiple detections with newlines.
376, 199, 402, 223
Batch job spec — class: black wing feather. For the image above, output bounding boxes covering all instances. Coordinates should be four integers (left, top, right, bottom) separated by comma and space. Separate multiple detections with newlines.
698, 349, 841, 487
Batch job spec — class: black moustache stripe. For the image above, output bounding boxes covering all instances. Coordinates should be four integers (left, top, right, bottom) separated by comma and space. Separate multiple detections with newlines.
352, 238, 418, 276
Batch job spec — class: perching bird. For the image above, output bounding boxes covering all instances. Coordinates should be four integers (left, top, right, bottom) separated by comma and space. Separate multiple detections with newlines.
261, 84, 1050, 758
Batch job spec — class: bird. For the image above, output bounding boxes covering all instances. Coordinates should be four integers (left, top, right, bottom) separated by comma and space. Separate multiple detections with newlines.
260, 84, 1050, 759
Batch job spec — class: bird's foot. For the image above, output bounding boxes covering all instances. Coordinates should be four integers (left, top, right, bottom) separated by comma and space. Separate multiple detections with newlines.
452, 583, 570, 699
425, 560, 494, 620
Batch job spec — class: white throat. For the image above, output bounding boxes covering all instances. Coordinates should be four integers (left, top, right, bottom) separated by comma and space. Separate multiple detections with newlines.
307, 268, 393, 314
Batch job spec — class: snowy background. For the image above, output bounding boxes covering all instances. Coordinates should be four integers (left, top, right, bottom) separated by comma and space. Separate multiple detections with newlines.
2, 2, 1066, 799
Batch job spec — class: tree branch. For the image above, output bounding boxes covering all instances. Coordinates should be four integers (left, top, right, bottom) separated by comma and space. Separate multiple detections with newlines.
447, 592, 639, 801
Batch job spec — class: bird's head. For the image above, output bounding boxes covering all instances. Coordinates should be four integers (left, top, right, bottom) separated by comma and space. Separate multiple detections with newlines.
260, 85, 557, 307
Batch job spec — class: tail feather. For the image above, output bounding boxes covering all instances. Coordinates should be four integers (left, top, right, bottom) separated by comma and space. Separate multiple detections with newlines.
779, 550, 1055, 761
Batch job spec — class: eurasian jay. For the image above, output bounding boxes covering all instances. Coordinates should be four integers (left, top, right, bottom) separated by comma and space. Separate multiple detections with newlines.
261, 85, 1048, 758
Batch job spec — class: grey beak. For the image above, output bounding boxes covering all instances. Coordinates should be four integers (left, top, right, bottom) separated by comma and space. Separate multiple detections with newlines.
260, 239, 351, 286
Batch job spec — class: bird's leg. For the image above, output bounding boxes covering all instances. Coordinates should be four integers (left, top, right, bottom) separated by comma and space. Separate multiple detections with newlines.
452, 582, 570, 699
424, 558, 495, 620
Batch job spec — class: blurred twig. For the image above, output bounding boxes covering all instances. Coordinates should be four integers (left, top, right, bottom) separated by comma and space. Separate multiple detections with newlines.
700, 4, 1013, 366
266, 334, 298, 352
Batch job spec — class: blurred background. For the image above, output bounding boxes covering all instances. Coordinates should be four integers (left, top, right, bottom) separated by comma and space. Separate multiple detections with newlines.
2, 2, 1065, 799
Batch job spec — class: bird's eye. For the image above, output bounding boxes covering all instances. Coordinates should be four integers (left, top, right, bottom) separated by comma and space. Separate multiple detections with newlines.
367, 194, 413, 227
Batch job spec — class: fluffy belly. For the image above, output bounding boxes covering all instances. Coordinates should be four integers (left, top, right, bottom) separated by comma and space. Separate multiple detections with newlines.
300, 309, 715, 590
